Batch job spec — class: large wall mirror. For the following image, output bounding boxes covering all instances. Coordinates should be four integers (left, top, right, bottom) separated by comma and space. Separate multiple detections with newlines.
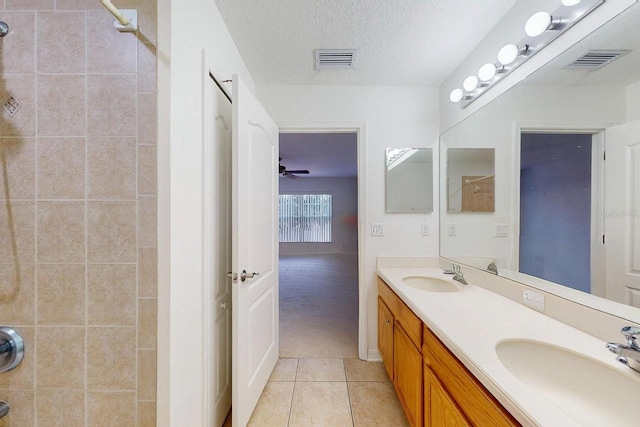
440, 3, 640, 323
386, 148, 433, 213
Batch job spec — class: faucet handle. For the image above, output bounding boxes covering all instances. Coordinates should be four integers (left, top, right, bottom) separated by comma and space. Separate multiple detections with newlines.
621, 326, 640, 349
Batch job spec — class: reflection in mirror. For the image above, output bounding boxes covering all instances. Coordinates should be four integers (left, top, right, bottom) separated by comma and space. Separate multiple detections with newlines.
386, 148, 433, 213
446, 148, 495, 213
440, 3, 640, 323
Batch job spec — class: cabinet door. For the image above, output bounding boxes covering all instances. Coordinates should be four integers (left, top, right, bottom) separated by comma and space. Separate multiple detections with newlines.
378, 297, 394, 379
394, 323, 423, 427
427, 368, 471, 427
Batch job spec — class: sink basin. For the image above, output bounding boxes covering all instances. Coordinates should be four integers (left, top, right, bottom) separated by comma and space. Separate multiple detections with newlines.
496, 339, 640, 426
401, 276, 459, 292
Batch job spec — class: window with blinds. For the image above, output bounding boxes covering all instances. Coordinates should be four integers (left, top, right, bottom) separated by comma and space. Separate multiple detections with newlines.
279, 194, 332, 243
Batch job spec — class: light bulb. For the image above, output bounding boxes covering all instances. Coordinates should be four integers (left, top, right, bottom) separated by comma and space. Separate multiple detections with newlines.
463, 76, 479, 92
498, 44, 520, 65
561, 0, 580, 5
449, 88, 464, 103
478, 63, 497, 82
525, 11, 552, 37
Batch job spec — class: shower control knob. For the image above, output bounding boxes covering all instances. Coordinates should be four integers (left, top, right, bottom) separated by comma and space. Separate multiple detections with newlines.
0, 21, 8, 37
0, 401, 8, 419
0, 327, 24, 373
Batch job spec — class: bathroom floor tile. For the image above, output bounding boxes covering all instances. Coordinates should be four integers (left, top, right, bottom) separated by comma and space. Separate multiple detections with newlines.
348, 381, 408, 427
289, 382, 352, 427
247, 382, 294, 427
344, 359, 390, 382
295, 358, 345, 382
269, 358, 298, 382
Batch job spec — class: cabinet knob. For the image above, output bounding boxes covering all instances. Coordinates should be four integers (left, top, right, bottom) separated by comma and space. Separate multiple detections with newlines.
386, 319, 391, 324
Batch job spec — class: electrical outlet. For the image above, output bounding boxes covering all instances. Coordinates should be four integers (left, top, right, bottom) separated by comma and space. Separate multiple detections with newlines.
371, 223, 384, 237
447, 223, 456, 236
523, 289, 545, 312
421, 223, 430, 236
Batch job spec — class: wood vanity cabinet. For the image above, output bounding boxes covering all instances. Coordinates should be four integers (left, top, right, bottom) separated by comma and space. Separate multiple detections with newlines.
422, 325, 520, 427
378, 278, 423, 426
378, 278, 520, 427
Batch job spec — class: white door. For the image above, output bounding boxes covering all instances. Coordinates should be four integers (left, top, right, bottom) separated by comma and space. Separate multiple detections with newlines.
203, 73, 233, 426
231, 75, 279, 427
604, 118, 640, 306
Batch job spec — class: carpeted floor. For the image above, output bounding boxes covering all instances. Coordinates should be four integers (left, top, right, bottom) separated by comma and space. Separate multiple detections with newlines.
279, 253, 359, 358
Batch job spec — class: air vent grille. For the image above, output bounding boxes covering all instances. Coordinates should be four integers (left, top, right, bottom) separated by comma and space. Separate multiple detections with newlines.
315, 49, 357, 70
564, 49, 631, 70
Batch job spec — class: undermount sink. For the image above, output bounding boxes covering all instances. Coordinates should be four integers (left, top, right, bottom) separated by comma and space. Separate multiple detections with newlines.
496, 339, 640, 427
401, 276, 459, 292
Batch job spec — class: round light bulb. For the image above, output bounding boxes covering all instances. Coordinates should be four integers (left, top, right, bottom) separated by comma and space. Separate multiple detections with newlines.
498, 44, 520, 65
478, 63, 497, 82
561, 0, 580, 6
463, 76, 479, 92
449, 88, 464, 103
525, 11, 552, 37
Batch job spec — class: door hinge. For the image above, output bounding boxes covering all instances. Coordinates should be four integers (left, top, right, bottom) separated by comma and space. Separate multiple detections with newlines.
603, 151, 606, 161
603, 234, 605, 244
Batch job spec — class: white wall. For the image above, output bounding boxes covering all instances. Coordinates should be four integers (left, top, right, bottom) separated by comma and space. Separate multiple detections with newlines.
279, 177, 358, 255
157, 0, 255, 425
258, 85, 440, 358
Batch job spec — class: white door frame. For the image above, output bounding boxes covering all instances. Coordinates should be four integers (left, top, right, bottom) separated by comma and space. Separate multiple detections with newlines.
278, 122, 368, 360
512, 124, 605, 294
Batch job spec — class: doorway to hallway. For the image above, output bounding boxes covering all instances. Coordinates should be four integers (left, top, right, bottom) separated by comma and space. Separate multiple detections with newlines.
278, 132, 359, 358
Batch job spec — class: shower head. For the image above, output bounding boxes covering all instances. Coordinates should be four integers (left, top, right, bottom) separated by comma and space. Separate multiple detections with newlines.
0, 22, 8, 37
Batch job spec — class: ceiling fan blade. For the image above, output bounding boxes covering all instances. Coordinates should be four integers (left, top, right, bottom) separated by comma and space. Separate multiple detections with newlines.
285, 169, 309, 174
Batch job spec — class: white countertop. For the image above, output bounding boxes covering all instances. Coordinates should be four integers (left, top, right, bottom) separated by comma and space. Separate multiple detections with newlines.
377, 267, 640, 427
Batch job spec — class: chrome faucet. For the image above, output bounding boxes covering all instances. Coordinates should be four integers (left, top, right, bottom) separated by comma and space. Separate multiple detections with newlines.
444, 263, 468, 285
606, 326, 640, 373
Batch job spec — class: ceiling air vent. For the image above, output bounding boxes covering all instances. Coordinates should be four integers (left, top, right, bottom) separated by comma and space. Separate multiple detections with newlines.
315, 49, 357, 70
564, 49, 631, 70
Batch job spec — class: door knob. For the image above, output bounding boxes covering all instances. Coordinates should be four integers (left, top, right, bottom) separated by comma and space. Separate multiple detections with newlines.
240, 270, 260, 282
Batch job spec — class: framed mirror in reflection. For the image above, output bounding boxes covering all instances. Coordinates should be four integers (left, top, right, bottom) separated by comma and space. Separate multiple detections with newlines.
440, 3, 640, 322
386, 148, 433, 213
446, 148, 495, 213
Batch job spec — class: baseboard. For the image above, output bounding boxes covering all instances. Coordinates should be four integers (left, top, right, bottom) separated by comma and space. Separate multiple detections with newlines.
367, 349, 382, 362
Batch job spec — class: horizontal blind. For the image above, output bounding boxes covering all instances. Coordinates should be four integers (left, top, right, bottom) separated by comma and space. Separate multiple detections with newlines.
279, 194, 332, 243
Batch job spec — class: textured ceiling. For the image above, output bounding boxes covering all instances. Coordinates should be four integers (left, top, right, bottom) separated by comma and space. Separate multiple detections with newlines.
215, 0, 516, 86
279, 133, 357, 178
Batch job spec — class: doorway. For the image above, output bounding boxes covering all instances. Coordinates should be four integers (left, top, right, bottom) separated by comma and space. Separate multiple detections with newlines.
519, 132, 601, 293
278, 132, 360, 358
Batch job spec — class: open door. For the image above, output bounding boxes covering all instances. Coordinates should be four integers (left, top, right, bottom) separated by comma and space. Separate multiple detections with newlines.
231, 75, 279, 427
604, 119, 640, 306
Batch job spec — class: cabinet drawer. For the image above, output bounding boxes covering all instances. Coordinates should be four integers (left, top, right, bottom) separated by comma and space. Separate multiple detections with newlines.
422, 325, 520, 427
378, 278, 422, 349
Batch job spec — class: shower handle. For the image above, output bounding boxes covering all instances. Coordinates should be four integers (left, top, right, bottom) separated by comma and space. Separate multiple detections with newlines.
0, 327, 24, 374
0, 401, 8, 419
0, 21, 8, 37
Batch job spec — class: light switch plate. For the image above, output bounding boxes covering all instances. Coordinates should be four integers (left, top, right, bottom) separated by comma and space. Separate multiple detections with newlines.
421, 223, 430, 236
495, 223, 508, 237
371, 223, 384, 237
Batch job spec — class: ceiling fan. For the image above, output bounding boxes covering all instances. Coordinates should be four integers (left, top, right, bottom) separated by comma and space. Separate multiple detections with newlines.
279, 157, 309, 178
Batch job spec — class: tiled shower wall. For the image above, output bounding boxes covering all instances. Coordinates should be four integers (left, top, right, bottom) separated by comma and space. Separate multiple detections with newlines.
0, 1, 157, 425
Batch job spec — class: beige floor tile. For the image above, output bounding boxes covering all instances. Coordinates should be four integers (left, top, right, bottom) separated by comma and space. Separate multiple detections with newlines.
270, 358, 298, 382
348, 382, 408, 427
247, 382, 294, 427
289, 382, 353, 427
344, 359, 390, 382
296, 358, 345, 382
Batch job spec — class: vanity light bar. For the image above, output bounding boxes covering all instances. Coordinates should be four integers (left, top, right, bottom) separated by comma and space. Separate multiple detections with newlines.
449, 0, 604, 108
